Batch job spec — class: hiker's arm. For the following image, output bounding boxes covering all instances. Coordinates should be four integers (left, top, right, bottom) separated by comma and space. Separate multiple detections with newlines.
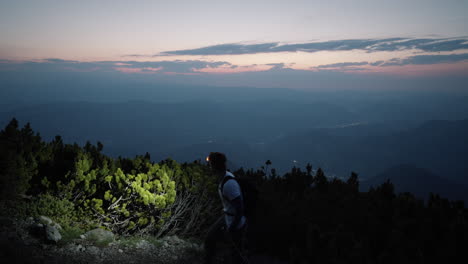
228, 196, 244, 232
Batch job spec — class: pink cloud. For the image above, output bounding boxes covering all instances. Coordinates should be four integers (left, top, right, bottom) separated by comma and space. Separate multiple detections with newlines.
114, 62, 133, 66
114, 67, 142, 73
142, 67, 163, 72
113, 66, 163, 73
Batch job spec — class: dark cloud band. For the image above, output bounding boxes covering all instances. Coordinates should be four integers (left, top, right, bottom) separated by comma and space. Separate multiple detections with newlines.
1, 53, 467, 75
157, 37, 468, 56
0, 60, 232, 74
381, 53, 468, 66
315, 53, 468, 69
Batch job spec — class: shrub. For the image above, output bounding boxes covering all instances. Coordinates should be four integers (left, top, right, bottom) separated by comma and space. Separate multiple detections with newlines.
49, 155, 178, 234
27, 193, 80, 229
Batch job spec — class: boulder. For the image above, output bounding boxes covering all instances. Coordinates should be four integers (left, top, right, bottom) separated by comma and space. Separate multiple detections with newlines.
52, 222, 62, 231
38, 216, 53, 225
84, 228, 114, 245
45, 225, 62, 243
29, 216, 63, 243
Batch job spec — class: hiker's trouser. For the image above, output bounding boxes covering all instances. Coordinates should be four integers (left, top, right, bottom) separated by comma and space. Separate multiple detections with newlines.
204, 216, 246, 264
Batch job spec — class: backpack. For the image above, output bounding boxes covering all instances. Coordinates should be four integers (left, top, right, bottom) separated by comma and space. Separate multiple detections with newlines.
221, 174, 259, 219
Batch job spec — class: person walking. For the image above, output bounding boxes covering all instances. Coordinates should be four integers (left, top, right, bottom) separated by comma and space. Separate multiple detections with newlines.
204, 152, 247, 264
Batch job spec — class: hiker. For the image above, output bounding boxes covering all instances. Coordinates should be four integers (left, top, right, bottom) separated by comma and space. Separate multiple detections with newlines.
204, 152, 247, 264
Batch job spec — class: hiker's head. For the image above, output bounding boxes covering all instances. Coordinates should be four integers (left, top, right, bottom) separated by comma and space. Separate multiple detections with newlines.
207, 152, 227, 173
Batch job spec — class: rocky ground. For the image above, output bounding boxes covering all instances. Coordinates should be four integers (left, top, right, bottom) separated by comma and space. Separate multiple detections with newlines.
0, 216, 204, 264
0, 216, 288, 264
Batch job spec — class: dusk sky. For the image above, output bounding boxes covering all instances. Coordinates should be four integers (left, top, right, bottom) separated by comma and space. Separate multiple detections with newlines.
1, 0, 467, 88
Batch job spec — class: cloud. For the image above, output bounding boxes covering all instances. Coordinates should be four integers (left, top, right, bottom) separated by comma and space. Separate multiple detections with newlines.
122, 54, 148, 58
42, 58, 78, 63
107, 60, 231, 73
158, 43, 279, 56
0, 59, 232, 74
1, 58, 467, 92
156, 37, 468, 56
114, 67, 163, 73
380, 53, 468, 66
193, 64, 272, 74
2, 53, 467, 78
137, 60, 230, 73
266, 63, 286, 70
370, 61, 385, 66
313, 53, 468, 70
316, 62, 369, 69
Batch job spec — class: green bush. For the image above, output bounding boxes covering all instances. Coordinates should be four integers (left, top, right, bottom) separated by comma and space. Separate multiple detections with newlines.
50, 155, 179, 234
27, 193, 80, 228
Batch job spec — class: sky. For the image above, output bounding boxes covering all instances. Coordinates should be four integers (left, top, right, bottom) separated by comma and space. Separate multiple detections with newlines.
1, 0, 467, 88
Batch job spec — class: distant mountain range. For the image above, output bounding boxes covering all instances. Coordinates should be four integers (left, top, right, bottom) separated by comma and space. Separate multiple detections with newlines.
361, 164, 468, 202
266, 118, 468, 185
1, 100, 467, 188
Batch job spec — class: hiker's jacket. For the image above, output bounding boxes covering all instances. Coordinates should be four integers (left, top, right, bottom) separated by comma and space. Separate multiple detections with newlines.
218, 171, 246, 230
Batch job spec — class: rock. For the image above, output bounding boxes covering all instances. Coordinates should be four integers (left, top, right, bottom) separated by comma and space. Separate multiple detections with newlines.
80, 235, 86, 239
87, 246, 100, 255
84, 228, 114, 245
38, 216, 53, 225
52, 223, 62, 231
162, 241, 169, 247
118, 249, 123, 253
18, 193, 32, 199
76, 244, 85, 252
136, 239, 153, 250
45, 225, 62, 243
